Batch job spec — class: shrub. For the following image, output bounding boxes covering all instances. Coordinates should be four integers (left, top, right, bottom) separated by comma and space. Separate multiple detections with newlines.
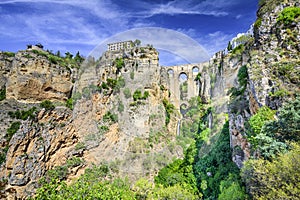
8, 107, 37, 120
231, 44, 245, 55
254, 18, 262, 29
3, 51, 15, 57
237, 65, 248, 88
133, 90, 142, 101
118, 101, 124, 113
66, 98, 73, 110
0, 88, 6, 101
6, 121, 21, 141
40, 100, 55, 111
123, 88, 131, 99
162, 99, 175, 125
130, 71, 134, 80
277, 6, 300, 25
103, 111, 118, 124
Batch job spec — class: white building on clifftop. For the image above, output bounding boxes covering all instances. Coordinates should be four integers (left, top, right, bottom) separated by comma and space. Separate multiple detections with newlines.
107, 41, 133, 51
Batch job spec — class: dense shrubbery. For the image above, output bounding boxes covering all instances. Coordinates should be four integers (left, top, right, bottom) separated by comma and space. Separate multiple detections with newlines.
34, 164, 199, 199
195, 122, 246, 199
40, 100, 55, 111
8, 107, 37, 120
242, 143, 300, 199
277, 6, 300, 25
241, 97, 300, 198
3, 51, 15, 57
31, 49, 84, 69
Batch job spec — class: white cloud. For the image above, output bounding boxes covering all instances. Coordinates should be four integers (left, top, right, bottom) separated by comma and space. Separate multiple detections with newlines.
134, 0, 236, 18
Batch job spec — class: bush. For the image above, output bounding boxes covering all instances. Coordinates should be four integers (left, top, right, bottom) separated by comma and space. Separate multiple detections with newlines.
133, 90, 142, 101
40, 100, 55, 111
162, 99, 175, 125
6, 121, 21, 141
277, 6, 300, 25
8, 107, 37, 120
238, 65, 248, 87
0, 88, 6, 101
231, 44, 245, 55
103, 111, 118, 124
3, 51, 15, 57
66, 98, 73, 110
123, 88, 131, 99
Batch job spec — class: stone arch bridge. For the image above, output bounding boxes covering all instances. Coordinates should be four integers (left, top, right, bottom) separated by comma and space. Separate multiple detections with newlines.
162, 62, 208, 112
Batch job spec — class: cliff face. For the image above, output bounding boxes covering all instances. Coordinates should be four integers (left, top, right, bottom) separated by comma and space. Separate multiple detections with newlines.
0, 0, 299, 198
6, 50, 74, 102
0, 46, 183, 199
206, 0, 300, 167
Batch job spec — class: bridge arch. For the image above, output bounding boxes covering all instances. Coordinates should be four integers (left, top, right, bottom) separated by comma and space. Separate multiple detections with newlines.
178, 72, 188, 82
167, 69, 174, 77
192, 66, 199, 74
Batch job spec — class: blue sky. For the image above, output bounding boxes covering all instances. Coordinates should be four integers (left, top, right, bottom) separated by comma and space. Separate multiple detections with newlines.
0, 0, 258, 65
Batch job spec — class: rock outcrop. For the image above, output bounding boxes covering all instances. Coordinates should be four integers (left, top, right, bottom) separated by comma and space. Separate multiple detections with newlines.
6, 50, 74, 102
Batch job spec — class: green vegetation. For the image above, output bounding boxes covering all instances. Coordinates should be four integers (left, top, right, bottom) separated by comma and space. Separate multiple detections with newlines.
103, 111, 118, 124
254, 17, 262, 29
227, 41, 232, 51
180, 82, 188, 100
248, 106, 276, 136
118, 101, 124, 113
115, 57, 124, 73
257, 0, 282, 17
155, 142, 200, 197
31, 49, 84, 69
8, 107, 37, 120
162, 99, 175, 125
123, 88, 131, 99
40, 100, 55, 111
75, 142, 85, 151
195, 122, 245, 199
66, 98, 74, 110
100, 77, 125, 94
0, 87, 6, 101
3, 51, 15, 57
277, 6, 300, 25
242, 143, 300, 199
228, 65, 248, 99
133, 90, 149, 101
6, 121, 21, 142
231, 44, 245, 55
34, 162, 200, 199
130, 71, 135, 80
240, 97, 300, 198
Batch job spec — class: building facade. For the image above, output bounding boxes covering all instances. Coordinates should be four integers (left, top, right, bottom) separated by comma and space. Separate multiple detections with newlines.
107, 41, 133, 51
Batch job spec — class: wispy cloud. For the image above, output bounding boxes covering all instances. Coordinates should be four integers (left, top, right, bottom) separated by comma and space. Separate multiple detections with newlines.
0, 0, 131, 54
89, 27, 210, 65
133, 0, 241, 18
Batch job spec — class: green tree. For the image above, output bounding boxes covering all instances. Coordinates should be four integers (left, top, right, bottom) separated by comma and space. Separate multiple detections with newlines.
241, 143, 300, 199
262, 96, 300, 142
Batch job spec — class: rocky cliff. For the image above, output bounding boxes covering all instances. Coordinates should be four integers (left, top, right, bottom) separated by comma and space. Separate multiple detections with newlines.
0, 45, 183, 199
206, 0, 300, 167
0, 0, 299, 198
